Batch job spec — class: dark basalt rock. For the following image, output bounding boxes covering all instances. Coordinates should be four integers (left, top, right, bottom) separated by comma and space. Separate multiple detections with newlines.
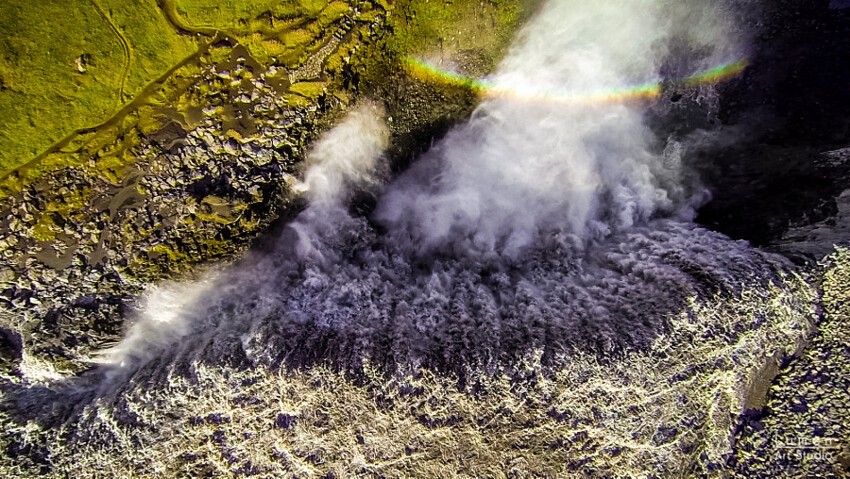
686, 0, 850, 257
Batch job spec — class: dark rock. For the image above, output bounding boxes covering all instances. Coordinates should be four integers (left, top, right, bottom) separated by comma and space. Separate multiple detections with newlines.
274, 413, 296, 429
205, 413, 231, 425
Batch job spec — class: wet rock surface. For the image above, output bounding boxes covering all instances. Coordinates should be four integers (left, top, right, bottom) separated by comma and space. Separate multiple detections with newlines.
690, 0, 850, 255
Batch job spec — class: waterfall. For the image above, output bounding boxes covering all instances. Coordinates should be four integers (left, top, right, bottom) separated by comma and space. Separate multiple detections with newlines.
96, 0, 766, 378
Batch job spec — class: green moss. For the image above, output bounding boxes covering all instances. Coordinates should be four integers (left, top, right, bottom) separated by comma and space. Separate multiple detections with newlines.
0, 0, 526, 189
146, 244, 190, 263
52, 187, 91, 214
0, 0, 534, 194
0, 0, 197, 178
0, 38, 217, 200
169, 0, 378, 72
168, 0, 352, 67
385, 0, 531, 75
0, 0, 123, 174
31, 215, 60, 243
30, 187, 91, 242
101, 0, 199, 95
316, 1, 351, 29
289, 81, 327, 99
244, 29, 316, 67
94, 153, 133, 184
1, 0, 534, 290
130, 234, 249, 281
280, 28, 316, 50
173, 0, 329, 34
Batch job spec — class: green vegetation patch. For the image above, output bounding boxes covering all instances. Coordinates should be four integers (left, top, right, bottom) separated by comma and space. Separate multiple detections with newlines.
386, 0, 533, 76
30, 187, 91, 242
0, 0, 534, 191
167, 0, 357, 66
173, 0, 330, 32
0, 0, 197, 177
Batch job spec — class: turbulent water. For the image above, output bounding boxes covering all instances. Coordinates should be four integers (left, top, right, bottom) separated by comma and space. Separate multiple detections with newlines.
0, 4, 814, 477
5, 4, 831, 477
103, 216, 779, 381
82, 0, 777, 384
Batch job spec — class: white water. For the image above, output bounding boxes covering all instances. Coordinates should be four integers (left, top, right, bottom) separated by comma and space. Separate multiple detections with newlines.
97, 0, 771, 376
377, 0, 743, 257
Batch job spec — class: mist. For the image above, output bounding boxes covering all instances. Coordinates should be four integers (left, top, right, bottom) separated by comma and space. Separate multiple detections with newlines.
97, 102, 389, 371
376, 0, 745, 258
91, 0, 773, 379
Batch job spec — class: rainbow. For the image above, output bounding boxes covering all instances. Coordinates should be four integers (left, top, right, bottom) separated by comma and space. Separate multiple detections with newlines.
403, 56, 748, 105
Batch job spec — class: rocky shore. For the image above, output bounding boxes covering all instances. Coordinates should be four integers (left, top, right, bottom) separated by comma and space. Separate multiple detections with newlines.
0, 21, 360, 377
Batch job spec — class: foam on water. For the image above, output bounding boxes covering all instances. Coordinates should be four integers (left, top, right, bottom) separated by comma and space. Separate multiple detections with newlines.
95, 0, 769, 380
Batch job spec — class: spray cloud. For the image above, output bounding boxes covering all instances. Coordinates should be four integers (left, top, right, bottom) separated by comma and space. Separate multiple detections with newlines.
98, 102, 388, 371
93, 0, 764, 378
377, 0, 743, 257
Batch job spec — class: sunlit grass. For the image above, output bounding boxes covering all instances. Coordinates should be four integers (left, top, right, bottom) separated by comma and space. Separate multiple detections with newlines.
0, 0, 197, 177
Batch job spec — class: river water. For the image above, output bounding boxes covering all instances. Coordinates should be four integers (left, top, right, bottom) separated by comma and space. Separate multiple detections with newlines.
92, 0, 782, 381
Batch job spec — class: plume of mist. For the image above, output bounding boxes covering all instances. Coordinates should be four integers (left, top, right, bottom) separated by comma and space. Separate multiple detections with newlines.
93, 274, 220, 372
87, 0, 764, 382
293, 101, 389, 209
288, 101, 389, 263
376, 0, 745, 257
93, 102, 389, 372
